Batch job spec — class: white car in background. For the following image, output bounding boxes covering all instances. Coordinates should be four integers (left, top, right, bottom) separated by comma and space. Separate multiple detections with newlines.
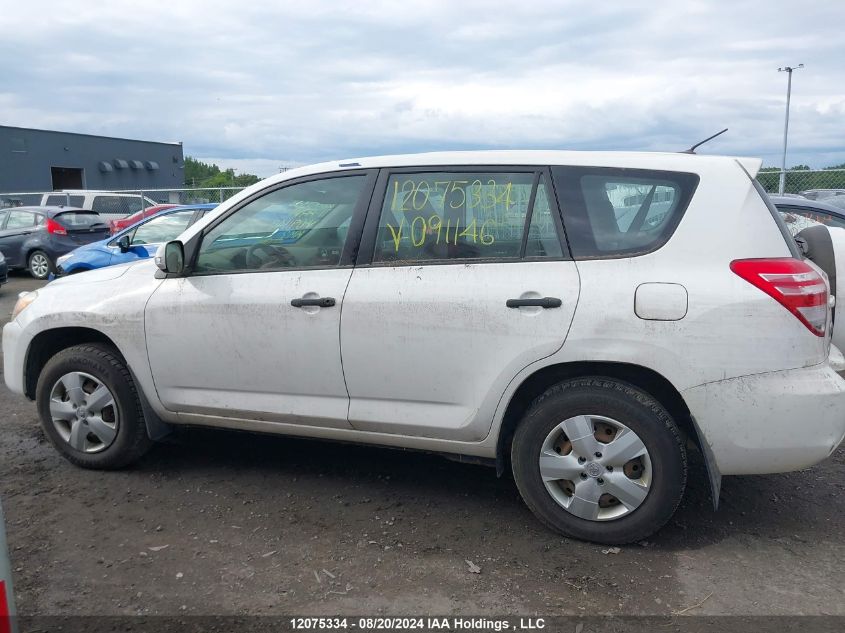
4, 150, 845, 544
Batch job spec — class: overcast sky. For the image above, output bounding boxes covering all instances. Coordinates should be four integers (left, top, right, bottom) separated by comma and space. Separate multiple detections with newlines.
1, 0, 843, 176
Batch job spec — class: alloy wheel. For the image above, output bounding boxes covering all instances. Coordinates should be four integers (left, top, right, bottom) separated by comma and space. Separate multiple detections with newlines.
30, 253, 49, 278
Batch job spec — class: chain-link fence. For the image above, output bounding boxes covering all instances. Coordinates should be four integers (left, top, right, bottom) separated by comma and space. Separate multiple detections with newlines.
756, 169, 845, 197
0, 187, 248, 225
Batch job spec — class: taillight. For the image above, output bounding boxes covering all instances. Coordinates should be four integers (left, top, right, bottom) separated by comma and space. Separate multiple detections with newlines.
46, 218, 67, 235
0, 580, 9, 633
731, 258, 828, 337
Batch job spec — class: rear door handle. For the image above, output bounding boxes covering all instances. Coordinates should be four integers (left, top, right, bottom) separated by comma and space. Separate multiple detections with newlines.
506, 297, 562, 309
291, 297, 336, 308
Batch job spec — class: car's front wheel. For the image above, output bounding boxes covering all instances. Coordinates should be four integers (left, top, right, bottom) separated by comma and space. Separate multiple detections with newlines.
36, 344, 153, 469
511, 377, 687, 544
27, 250, 54, 280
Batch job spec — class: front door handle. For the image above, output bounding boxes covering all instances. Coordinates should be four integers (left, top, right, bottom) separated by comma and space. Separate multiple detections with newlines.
291, 296, 336, 308
506, 297, 562, 309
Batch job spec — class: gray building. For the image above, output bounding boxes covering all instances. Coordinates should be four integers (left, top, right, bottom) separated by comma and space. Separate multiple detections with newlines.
0, 125, 184, 193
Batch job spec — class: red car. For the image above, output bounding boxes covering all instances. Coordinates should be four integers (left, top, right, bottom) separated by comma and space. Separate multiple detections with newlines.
108, 204, 178, 234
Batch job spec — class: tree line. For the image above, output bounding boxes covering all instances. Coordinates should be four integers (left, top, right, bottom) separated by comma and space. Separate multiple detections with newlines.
184, 157, 261, 188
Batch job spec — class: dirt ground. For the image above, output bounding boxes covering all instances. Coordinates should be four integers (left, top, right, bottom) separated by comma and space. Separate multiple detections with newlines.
0, 272, 843, 617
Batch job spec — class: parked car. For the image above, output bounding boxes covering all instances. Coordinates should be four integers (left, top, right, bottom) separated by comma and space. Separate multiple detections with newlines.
56, 204, 216, 275
4, 151, 845, 545
799, 188, 845, 201
38, 191, 158, 217
0, 499, 16, 632
0, 206, 109, 279
108, 204, 179, 235
770, 195, 845, 235
0, 251, 7, 288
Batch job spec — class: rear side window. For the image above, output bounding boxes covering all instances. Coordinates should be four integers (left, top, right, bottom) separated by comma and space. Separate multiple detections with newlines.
5, 210, 35, 229
54, 212, 105, 228
372, 171, 564, 263
45, 194, 84, 207
91, 196, 142, 214
552, 167, 699, 258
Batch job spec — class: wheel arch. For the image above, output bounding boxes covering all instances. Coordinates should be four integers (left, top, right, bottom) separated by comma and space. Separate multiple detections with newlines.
494, 361, 718, 503
24, 327, 119, 399
24, 326, 172, 441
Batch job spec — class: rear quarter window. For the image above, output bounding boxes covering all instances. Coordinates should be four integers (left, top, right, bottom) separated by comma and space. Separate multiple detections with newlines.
551, 167, 699, 259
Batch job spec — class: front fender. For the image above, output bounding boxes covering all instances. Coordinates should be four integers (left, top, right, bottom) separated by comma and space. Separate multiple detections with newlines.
13, 260, 170, 422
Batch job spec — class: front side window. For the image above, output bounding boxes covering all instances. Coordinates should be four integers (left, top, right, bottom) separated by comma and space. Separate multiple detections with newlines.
195, 175, 367, 273
373, 171, 562, 263
552, 167, 699, 258
127, 210, 196, 245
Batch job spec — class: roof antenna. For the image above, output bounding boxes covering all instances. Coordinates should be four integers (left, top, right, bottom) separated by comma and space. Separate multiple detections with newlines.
682, 128, 728, 154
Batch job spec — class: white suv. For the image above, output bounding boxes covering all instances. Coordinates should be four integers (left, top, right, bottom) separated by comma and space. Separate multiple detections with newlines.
5, 151, 845, 544
38, 191, 159, 220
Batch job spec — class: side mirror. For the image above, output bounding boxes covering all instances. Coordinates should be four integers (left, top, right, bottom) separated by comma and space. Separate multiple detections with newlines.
117, 235, 131, 253
155, 240, 185, 275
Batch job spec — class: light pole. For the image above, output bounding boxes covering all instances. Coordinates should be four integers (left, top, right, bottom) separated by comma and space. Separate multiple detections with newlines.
777, 64, 803, 194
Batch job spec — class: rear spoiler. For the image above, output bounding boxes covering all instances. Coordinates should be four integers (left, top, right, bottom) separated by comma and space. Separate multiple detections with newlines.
735, 157, 763, 179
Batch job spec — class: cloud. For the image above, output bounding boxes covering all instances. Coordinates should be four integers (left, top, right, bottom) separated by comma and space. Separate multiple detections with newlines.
1, 0, 843, 176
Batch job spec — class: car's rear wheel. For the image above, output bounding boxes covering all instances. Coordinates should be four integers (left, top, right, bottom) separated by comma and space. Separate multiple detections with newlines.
28, 250, 54, 280
511, 377, 687, 544
36, 344, 153, 469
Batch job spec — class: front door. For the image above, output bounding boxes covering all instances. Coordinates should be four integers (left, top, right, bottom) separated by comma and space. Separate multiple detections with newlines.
340, 168, 581, 441
144, 171, 376, 428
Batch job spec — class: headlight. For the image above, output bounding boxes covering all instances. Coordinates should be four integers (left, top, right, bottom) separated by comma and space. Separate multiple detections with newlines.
56, 254, 71, 266
12, 291, 38, 320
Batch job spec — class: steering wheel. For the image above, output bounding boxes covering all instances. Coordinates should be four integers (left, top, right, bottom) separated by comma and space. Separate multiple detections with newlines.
246, 243, 295, 269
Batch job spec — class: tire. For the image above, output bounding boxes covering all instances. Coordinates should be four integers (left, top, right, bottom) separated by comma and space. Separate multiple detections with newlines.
28, 250, 54, 280
511, 377, 687, 544
36, 344, 154, 469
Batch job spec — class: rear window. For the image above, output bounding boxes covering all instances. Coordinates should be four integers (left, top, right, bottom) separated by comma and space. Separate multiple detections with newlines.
54, 211, 105, 228
551, 167, 699, 259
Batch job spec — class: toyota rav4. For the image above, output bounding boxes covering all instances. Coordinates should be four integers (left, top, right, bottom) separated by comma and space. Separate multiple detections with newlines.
5, 151, 845, 544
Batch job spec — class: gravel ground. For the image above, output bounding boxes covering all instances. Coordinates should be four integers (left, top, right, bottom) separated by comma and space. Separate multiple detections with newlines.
0, 272, 843, 617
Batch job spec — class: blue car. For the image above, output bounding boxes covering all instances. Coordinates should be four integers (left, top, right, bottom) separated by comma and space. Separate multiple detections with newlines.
55, 204, 217, 275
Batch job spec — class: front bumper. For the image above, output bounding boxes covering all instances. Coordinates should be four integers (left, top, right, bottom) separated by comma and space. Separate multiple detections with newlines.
683, 361, 845, 475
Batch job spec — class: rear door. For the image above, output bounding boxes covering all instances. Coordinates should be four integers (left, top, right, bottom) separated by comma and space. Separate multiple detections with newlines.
0, 210, 37, 267
339, 167, 580, 441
